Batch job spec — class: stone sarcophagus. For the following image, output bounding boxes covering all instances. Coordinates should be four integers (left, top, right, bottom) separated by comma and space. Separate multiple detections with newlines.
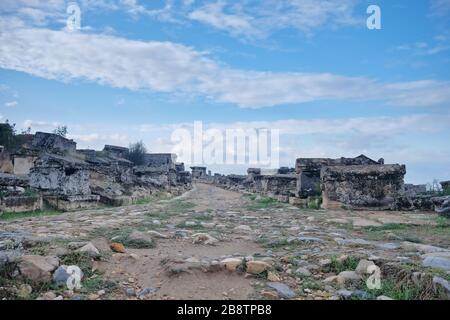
295, 155, 381, 199
321, 164, 406, 210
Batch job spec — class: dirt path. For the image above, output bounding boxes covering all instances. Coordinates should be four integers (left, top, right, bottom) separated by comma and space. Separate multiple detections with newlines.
1, 183, 449, 300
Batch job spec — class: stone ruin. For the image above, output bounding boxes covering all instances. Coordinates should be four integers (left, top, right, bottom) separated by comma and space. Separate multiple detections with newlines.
208, 154, 450, 215
295, 155, 382, 199
321, 164, 406, 210
190, 166, 207, 180
213, 167, 298, 203
0, 132, 192, 214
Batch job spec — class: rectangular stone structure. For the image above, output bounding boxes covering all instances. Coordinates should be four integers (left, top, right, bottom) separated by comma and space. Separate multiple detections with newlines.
321, 164, 406, 210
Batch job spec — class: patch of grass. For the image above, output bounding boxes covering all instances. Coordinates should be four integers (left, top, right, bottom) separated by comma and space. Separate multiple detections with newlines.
60, 252, 96, 278
361, 220, 450, 246
363, 223, 408, 232
336, 223, 354, 231
436, 216, 450, 228
0, 209, 62, 221
258, 238, 290, 249
22, 188, 37, 197
402, 235, 422, 243
27, 243, 51, 256
299, 276, 324, 292
175, 222, 207, 230
246, 196, 283, 210
118, 237, 155, 249
145, 211, 170, 220
322, 255, 360, 274
89, 226, 134, 240
401, 263, 450, 282
193, 214, 213, 221
243, 193, 257, 201
170, 200, 196, 212
307, 197, 322, 210
133, 197, 157, 205
365, 279, 425, 300
90, 227, 155, 248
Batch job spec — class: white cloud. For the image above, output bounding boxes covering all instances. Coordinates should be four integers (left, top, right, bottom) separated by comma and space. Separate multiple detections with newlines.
188, 1, 262, 38
186, 0, 361, 39
430, 0, 450, 16
1, 24, 450, 109
394, 39, 450, 56
23, 119, 60, 130
4, 101, 18, 108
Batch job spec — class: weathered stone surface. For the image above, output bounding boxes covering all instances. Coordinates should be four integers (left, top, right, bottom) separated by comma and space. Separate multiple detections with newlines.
422, 252, 450, 271
30, 154, 91, 196
0, 195, 42, 213
432, 276, 450, 297
191, 167, 207, 179
110, 243, 126, 253
337, 271, 362, 283
296, 155, 380, 198
127, 230, 154, 247
321, 164, 406, 210
0, 173, 29, 187
76, 242, 100, 258
355, 259, 375, 275
221, 258, 243, 271
246, 260, 270, 274
192, 233, 218, 245
32, 132, 76, 155
432, 196, 450, 216
18, 255, 59, 282
267, 282, 296, 299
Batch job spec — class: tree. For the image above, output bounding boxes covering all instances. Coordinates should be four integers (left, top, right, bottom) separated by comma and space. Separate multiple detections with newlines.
53, 125, 68, 138
126, 141, 147, 166
0, 120, 16, 149
0, 120, 29, 151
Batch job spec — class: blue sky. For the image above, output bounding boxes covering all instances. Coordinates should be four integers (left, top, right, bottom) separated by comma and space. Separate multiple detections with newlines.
1, 0, 450, 183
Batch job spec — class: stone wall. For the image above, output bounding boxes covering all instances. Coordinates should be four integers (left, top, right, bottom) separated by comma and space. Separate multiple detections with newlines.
0, 151, 13, 174
0, 173, 29, 188
0, 195, 43, 213
30, 155, 91, 196
144, 153, 176, 170
13, 155, 37, 176
103, 145, 129, 158
32, 132, 76, 155
260, 174, 297, 202
191, 166, 207, 179
321, 164, 406, 210
295, 155, 381, 199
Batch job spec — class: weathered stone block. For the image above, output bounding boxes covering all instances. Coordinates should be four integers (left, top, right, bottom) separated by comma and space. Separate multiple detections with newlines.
321, 164, 406, 210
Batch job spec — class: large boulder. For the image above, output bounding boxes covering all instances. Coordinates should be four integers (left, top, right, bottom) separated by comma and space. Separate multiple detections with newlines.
432, 196, 450, 216
18, 255, 59, 282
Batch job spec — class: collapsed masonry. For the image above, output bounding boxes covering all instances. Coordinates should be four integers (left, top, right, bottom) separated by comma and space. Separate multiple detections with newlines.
0, 132, 191, 213
207, 154, 449, 215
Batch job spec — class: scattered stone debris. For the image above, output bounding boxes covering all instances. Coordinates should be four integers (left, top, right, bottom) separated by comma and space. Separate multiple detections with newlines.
192, 233, 218, 245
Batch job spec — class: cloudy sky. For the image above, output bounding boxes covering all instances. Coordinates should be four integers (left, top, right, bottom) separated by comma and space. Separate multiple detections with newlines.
1, 0, 450, 183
